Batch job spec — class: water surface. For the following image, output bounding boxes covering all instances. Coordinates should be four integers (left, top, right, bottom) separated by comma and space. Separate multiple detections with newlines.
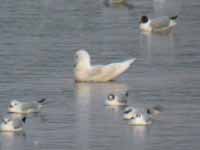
0, 0, 200, 150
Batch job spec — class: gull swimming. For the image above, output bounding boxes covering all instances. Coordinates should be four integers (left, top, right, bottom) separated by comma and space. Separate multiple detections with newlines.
8, 98, 46, 114
123, 105, 163, 120
128, 113, 152, 126
105, 91, 128, 106
0, 116, 26, 132
139, 15, 178, 33
74, 49, 136, 82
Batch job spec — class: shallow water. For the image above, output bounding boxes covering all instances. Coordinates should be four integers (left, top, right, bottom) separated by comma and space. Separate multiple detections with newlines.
0, 0, 200, 149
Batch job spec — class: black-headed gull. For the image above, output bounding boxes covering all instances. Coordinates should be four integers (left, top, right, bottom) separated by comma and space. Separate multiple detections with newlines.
139, 15, 178, 33
74, 49, 136, 82
8, 98, 46, 114
105, 91, 128, 106
0, 116, 26, 132
124, 105, 163, 120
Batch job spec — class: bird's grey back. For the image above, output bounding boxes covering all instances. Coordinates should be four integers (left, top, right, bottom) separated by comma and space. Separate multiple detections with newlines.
21, 102, 38, 111
119, 93, 128, 103
151, 16, 170, 29
12, 118, 23, 129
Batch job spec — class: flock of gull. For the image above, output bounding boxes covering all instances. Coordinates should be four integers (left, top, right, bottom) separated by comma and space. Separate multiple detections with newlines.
0, 0, 177, 133
0, 98, 46, 132
105, 91, 162, 125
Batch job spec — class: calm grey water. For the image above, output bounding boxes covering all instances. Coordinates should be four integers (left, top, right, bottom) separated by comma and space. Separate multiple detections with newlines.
0, 0, 200, 150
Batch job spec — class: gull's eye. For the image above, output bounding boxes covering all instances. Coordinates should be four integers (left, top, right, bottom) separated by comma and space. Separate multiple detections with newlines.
108, 94, 115, 101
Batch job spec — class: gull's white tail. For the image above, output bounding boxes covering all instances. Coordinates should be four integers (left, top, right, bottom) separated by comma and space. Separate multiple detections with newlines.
94, 57, 136, 82
123, 58, 136, 67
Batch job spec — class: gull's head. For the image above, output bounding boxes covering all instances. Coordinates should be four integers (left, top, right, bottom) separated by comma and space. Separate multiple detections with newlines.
107, 93, 116, 101
8, 100, 20, 112
105, 93, 117, 106
140, 16, 149, 24
106, 93, 127, 106
74, 49, 91, 69
1, 117, 13, 129
123, 107, 137, 119
2, 117, 11, 125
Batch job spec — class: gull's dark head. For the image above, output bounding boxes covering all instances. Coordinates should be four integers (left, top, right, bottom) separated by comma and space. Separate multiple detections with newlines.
140, 16, 149, 23
107, 94, 115, 101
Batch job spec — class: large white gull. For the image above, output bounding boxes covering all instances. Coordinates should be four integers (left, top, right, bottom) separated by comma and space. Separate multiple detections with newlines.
74, 49, 136, 82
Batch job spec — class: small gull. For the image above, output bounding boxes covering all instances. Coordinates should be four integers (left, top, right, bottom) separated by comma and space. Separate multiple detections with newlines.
8, 98, 46, 114
123, 105, 163, 120
0, 115, 26, 132
139, 15, 178, 33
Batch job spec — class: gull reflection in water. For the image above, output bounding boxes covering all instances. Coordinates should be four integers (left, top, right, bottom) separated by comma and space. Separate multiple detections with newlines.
132, 126, 148, 139
140, 31, 176, 66
74, 82, 128, 149
75, 82, 128, 106
129, 125, 150, 147
0, 131, 26, 150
